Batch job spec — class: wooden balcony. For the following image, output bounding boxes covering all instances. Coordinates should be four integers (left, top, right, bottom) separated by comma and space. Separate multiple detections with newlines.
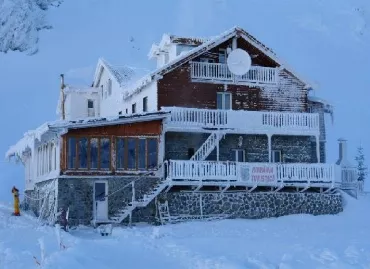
165, 160, 336, 189
163, 107, 320, 136
190, 61, 279, 86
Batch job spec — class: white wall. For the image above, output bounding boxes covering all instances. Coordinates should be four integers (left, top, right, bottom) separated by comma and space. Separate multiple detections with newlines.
122, 82, 158, 115
65, 91, 100, 120
99, 68, 123, 117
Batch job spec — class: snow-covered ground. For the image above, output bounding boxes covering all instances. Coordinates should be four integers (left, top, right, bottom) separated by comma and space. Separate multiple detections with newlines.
1, 192, 369, 269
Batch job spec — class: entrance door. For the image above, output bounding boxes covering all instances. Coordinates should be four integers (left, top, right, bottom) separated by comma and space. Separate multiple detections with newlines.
94, 181, 108, 221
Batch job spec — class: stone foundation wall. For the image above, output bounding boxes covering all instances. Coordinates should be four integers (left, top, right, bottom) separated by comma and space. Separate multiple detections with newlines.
159, 191, 343, 219
57, 176, 160, 226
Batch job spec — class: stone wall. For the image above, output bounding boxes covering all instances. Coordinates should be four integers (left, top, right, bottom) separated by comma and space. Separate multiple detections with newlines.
165, 132, 318, 163
57, 176, 160, 226
160, 191, 343, 219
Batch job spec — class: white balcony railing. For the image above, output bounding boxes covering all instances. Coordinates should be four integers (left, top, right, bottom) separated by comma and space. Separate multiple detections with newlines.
165, 160, 336, 188
190, 61, 279, 85
163, 107, 320, 136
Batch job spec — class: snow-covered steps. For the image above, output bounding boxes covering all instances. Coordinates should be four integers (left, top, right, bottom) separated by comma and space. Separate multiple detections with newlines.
109, 179, 170, 224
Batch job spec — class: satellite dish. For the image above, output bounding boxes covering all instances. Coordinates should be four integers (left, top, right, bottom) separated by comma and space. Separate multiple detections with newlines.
226, 48, 252, 76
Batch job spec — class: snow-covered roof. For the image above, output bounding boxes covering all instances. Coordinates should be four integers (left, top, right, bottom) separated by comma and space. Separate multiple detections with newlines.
50, 111, 168, 130
126, 26, 313, 100
63, 85, 99, 94
308, 95, 334, 115
5, 122, 55, 161
92, 58, 149, 88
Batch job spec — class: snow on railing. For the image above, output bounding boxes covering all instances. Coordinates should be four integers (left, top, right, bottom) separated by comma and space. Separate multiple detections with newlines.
337, 165, 358, 190
166, 160, 335, 187
190, 61, 279, 85
163, 107, 320, 135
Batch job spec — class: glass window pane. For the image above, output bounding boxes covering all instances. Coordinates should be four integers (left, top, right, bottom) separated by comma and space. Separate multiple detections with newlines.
79, 138, 88, 169
148, 138, 158, 169
225, 93, 231, 110
217, 93, 223, 109
100, 138, 110, 169
116, 138, 125, 169
68, 137, 76, 169
95, 182, 106, 200
237, 150, 244, 162
127, 138, 136, 169
138, 139, 146, 170
90, 138, 98, 169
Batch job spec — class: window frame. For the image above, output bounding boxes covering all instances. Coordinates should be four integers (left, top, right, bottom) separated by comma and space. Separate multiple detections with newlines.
143, 96, 148, 112
217, 92, 232, 110
232, 149, 245, 162
272, 150, 282, 163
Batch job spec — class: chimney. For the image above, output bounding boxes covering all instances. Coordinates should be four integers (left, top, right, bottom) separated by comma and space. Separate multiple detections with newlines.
336, 138, 350, 166
60, 74, 66, 120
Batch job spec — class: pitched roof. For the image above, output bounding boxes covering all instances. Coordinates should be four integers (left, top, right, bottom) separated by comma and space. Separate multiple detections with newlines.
124, 26, 313, 100
92, 58, 148, 88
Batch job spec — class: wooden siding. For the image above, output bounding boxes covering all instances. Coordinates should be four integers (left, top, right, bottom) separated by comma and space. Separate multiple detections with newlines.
157, 37, 308, 112
60, 120, 162, 174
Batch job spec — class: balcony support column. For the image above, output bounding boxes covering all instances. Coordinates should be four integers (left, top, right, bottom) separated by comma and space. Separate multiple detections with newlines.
216, 131, 220, 161
316, 135, 321, 163
267, 134, 272, 163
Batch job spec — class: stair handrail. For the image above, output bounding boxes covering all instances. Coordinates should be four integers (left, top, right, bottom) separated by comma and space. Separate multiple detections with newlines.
103, 162, 166, 199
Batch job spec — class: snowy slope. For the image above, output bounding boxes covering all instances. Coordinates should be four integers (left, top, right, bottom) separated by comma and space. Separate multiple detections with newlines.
0, 193, 370, 269
0, 0, 370, 200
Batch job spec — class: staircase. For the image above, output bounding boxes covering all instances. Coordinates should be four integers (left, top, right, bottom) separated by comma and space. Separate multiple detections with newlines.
109, 178, 169, 224
190, 131, 224, 161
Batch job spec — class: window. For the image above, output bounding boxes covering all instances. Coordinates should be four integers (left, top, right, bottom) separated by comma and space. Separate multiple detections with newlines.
138, 139, 146, 170
101, 85, 104, 98
188, 148, 195, 159
272, 150, 282, 163
88, 100, 94, 109
107, 79, 112, 96
87, 99, 95, 117
232, 149, 245, 162
143, 97, 148, 112
125, 109, 128, 114
67, 137, 76, 169
127, 138, 136, 169
132, 103, 136, 114
90, 138, 98, 169
219, 48, 227, 64
78, 138, 88, 168
176, 44, 194, 56
147, 138, 158, 169
217, 92, 232, 110
116, 138, 125, 169
100, 138, 110, 169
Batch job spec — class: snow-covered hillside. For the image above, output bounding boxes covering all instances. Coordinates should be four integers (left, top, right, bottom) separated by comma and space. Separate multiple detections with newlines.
0, 193, 369, 269
0, 0, 62, 54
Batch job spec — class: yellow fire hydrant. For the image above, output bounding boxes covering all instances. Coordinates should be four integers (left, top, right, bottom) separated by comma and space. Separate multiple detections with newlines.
11, 186, 20, 216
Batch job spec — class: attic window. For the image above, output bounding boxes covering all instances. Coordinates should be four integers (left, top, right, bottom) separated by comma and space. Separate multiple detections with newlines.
107, 79, 112, 96
143, 97, 148, 112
